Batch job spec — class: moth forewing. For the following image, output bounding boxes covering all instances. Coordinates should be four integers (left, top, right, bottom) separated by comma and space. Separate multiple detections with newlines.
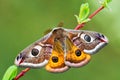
14, 31, 54, 68
64, 28, 108, 55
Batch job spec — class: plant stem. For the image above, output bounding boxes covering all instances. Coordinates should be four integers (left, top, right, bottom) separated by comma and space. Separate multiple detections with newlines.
74, 6, 104, 30
74, 23, 85, 30
89, 6, 104, 19
14, 68, 30, 80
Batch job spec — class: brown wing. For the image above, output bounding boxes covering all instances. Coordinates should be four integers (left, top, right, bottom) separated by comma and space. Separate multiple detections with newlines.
14, 32, 53, 68
64, 29, 108, 54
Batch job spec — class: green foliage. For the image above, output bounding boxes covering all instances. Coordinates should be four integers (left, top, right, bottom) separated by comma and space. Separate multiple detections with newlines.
100, 0, 112, 7
75, 3, 90, 24
2, 65, 18, 80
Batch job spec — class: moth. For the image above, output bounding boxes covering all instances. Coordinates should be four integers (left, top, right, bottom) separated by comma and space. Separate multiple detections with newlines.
15, 27, 108, 73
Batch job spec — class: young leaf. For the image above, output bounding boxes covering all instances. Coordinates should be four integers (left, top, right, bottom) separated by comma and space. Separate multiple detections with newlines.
101, 0, 112, 7
81, 18, 91, 23
74, 15, 80, 24
79, 3, 90, 23
2, 65, 18, 80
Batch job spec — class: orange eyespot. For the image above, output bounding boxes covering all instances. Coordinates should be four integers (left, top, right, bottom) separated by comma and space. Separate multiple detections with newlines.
52, 56, 58, 63
65, 45, 91, 67
75, 49, 81, 56
65, 46, 86, 63
46, 50, 65, 68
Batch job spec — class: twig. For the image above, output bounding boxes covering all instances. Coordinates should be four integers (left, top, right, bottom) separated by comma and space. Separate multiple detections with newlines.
89, 6, 104, 19
14, 68, 30, 80
74, 6, 104, 30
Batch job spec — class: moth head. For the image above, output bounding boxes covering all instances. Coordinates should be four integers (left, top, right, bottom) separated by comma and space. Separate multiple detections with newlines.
14, 43, 52, 68
72, 30, 108, 54
65, 37, 91, 67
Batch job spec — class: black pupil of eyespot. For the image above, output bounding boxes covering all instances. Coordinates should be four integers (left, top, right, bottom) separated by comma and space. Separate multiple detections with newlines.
75, 49, 81, 56
101, 34, 104, 38
31, 48, 39, 56
84, 34, 91, 42
17, 56, 19, 61
52, 56, 58, 63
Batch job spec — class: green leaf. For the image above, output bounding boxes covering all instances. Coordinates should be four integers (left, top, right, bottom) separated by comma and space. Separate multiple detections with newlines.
79, 3, 90, 23
81, 18, 91, 23
106, 0, 112, 3
2, 65, 18, 80
74, 15, 80, 24
101, 0, 112, 7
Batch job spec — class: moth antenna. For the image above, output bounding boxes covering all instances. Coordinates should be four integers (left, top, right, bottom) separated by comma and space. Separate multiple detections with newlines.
44, 22, 64, 35
57, 22, 64, 27
44, 28, 52, 35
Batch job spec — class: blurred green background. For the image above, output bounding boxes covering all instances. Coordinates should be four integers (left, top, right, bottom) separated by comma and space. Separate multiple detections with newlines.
0, 0, 119, 80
